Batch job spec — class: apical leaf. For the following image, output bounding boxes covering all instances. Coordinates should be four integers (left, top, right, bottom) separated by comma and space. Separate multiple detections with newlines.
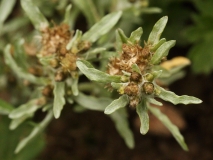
73, 92, 112, 111
147, 98, 163, 106
131, 63, 142, 74
150, 40, 176, 65
0, 99, 14, 115
104, 95, 129, 114
148, 106, 188, 151
66, 29, 82, 50
128, 27, 143, 44
150, 38, 166, 51
82, 11, 122, 43
9, 99, 43, 119
4, 45, 47, 85
76, 59, 121, 83
110, 108, 134, 149
15, 111, 53, 153
63, 4, 72, 25
21, 0, 49, 30
155, 85, 202, 105
136, 99, 149, 135
117, 28, 128, 44
53, 82, 66, 119
148, 16, 168, 46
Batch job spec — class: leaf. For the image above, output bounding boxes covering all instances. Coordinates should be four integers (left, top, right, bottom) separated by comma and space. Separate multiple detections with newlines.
72, 0, 100, 26
0, 99, 14, 115
73, 92, 112, 111
136, 99, 149, 135
117, 28, 128, 43
82, 11, 122, 43
0, 0, 16, 29
150, 38, 166, 51
9, 99, 43, 119
110, 108, 134, 149
104, 95, 129, 114
63, 4, 72, 25
131, 63, 142, 74
155, 85, 202, 105
4, 45, 47, 85
148, 105, 188, 151
147, 98, 163, 106
9, 113, 33, 130
76, 59, 121, 83
66, 29, 82, 50
15, 111, 53, 153
83, 47, 106, 60
21, 0, 49, 30
53, 82, 66, 119
150, 40, 176, 65
128, 27, 143, 44
148, 16, 168, 46
71, 75, 79, 96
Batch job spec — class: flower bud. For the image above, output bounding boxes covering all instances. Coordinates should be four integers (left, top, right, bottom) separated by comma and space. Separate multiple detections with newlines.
142, 82, 154, 95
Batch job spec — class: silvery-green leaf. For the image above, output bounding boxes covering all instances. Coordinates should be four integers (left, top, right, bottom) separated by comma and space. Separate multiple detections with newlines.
42, 104, 52, 112
136, 99, 149, 135
140, 7, 162, 14
159, 71, 185, 86
150, 38, 166, 51
76, 59, 121, 83
0, 99, 14, 115
82, 11, 122, 43
104, 95, 129, 114
111, 82, 126, 90
71, 75, 79, 96
83, 48, 106, 60
99, 51, 118, 59
63, 4, 72, 25
72, 0, 100, 26
147, 98, 163, 106
128, 27, 143, 44
9, 113, 33, 130
110, 108, 134, 149
0, 0, 16, 29
148, 105, 188, 151
131, 63, 141, 74
21, 0, 49, 30
9, 99, 43, 119
148, 16, 168, 46
117, 28, 128, 44
66, 29, 82, 50
15, 111, 53, 153
4, 45, 47, 85
150, 40, 176, 65
53, 82, 66, 119
155, 85, 202, 105
73, 92, 112, 111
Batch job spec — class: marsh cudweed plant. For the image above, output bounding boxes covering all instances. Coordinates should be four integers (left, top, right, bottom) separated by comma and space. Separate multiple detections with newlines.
1, 0, 201, 153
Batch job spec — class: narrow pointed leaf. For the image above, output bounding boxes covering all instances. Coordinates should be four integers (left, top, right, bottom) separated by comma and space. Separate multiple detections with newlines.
150, 40, 176, 65
148, 106, 188, 151
21, 0, 49, 30
128, 27, 143, 44
77, 59, 121, 83
131, 63, 142, 74
117, 28, 128, 43
15, 111, 53, 153
0, 99, 14, 115
63, 4, 72, 25
148, 16, 168, 45
9, 113, 33, 130
155, 85, 202, 105
147, 98, 163, 106
4, 45, 47, 85
82, 11, 122, 43
150, 38, 166, 51
104, 95, 129, 114
83, 47, 106, 60
53, 82, 66, 119
136, 99, 149, 135
66, 30, 82, 50
73, 92, 112, 111
9, 99, 43, 119
110, 109, 134, 149
71, 75, 79, 96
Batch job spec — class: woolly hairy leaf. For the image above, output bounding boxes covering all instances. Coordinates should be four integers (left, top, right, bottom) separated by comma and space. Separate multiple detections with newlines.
150, 40, 176, 65
150, 38, 166, 51
104, 95, 129, 114
53, 82, 66, 119
131, 63, 142, 74
77, 59, 121, 83
128, 27, 143, 44
136, 99, 149, 135
82, 11, 122, 43
149, 106, 188, 151
66, 30, 82, 50
155, 85, 202, 105
148, 16, 168, 45
21, 0, 49, 30
9, 114, 33, 130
